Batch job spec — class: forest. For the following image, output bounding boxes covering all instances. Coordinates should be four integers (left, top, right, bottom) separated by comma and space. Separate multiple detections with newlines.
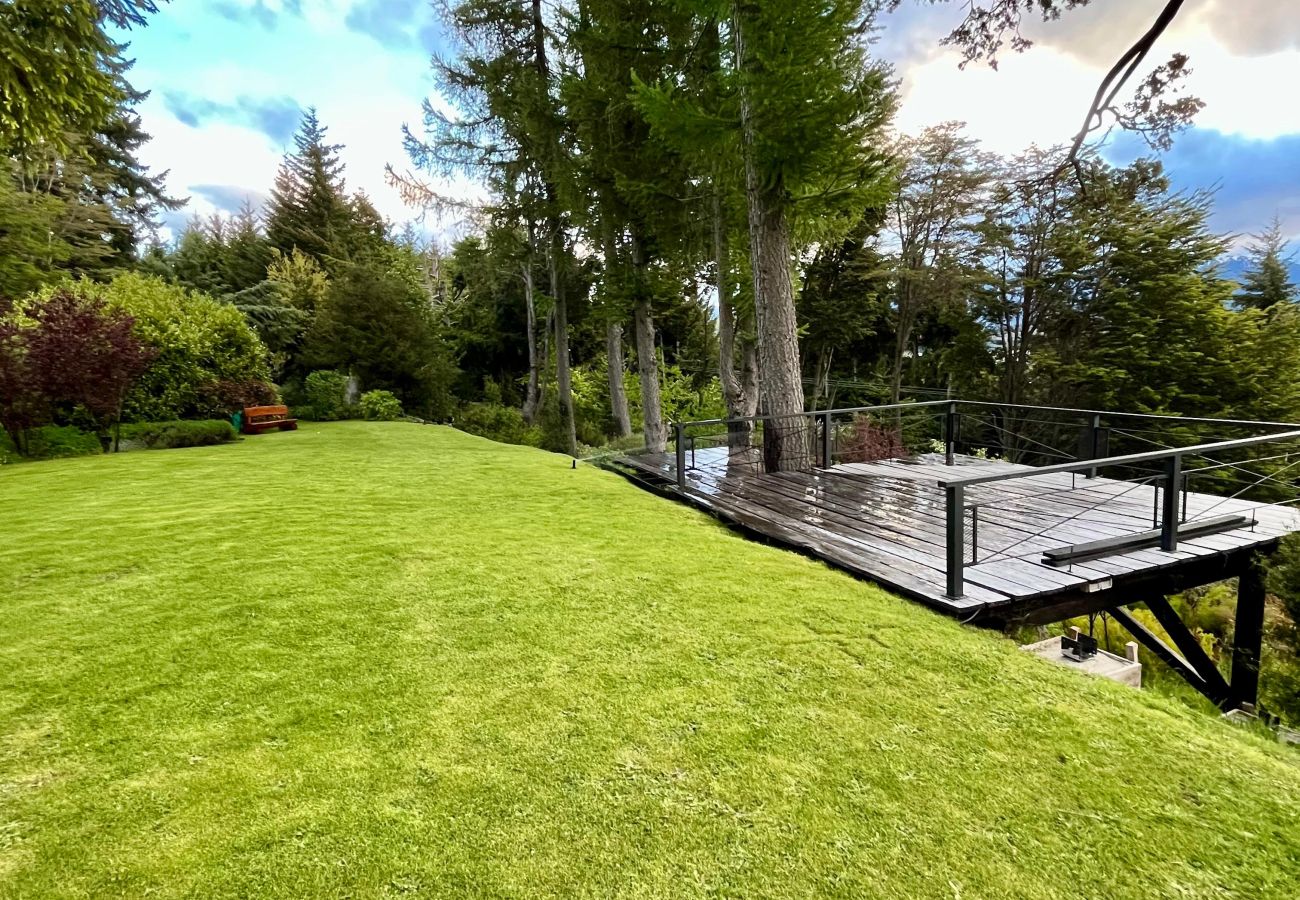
1, 1, 1299, 721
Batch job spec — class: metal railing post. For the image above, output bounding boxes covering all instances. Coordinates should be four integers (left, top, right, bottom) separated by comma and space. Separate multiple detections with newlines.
674, 422, 686, 490
1086, 413, 1101, 478
820, 412, 832, 468
946, 483, 965, 598
945, 402, 958, 466
1160, 453, 1182, 551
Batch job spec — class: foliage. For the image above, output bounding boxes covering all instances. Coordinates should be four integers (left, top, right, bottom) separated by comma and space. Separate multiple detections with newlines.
42, 273, 274, 422
0, 1, 163, 154
358, 390, 403, 421
1, 423, 101, 462
119, 419, 237, 450
1, 423, 1299, 895
453, 401, 541, 448
839, 416, 906, 464
1236, 217, 1297, 310
303, 369, 353, 421
0, 289, 154, 452
304, 260, 457, 420
1263, 535, 1300, 726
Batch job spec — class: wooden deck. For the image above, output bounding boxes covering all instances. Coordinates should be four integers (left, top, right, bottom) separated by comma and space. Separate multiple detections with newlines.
615, 447, 1300, 622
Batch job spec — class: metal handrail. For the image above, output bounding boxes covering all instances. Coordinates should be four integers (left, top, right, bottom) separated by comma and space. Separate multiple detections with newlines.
935, 429, 1300, 489
937, 427, 1300, 599
675, 399, 953, 430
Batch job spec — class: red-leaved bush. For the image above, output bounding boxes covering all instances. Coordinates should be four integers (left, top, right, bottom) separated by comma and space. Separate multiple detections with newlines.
196, 378, 279, 418
838, 415, 906, 463
1, 291, 155, 452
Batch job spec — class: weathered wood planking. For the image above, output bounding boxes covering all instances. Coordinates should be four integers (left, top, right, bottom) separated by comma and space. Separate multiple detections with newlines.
613, 448, 1300, 617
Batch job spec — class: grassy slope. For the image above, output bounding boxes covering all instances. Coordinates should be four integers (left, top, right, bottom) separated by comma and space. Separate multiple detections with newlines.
1, 422, 1297, 898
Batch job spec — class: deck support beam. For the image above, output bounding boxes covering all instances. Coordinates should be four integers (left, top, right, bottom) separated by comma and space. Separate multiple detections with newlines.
1230, 558, 1267, 709
1107, 605, 1230, 707
1143, 595, 1232, 700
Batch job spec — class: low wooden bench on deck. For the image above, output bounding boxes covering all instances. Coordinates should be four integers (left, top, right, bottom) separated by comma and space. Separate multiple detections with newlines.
242, 404, 298, 435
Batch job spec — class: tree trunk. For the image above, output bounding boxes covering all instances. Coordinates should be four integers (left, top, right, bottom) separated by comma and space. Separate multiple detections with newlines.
733, 7, 805, 471
521, 260, 541, 424
605, 321, 632, 438
529, 0, 576, 455
630, 229, 666, 453
714, 190, 755, 449
548, 229, 577, 455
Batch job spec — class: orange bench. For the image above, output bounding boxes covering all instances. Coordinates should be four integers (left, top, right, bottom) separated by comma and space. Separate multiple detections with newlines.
242, 405, 298, 435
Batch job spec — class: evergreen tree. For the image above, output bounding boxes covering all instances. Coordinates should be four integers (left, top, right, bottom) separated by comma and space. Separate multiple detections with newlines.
266, 109, 355, 266
1237, 217, 1296, 310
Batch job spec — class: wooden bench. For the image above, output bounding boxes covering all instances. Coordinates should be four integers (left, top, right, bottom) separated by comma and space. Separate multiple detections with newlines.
242, 405, 298, 435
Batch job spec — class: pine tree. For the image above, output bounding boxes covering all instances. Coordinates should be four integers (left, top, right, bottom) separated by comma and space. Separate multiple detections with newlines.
266, 109, 354, 266
1237, 217, 1297, 310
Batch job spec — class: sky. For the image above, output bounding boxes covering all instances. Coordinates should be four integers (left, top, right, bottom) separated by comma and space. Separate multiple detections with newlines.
120, 0, 1300, 255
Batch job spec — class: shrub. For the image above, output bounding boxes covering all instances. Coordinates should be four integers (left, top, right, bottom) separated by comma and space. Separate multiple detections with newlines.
303, 370, 353, 421
33, 274, 275, 422
359, 390, 403, 421
119, 419, 236, 450
454, 402, 541, 447
23, 425, 102, 460
197, 379, 279, 417
838, 416, 905, 463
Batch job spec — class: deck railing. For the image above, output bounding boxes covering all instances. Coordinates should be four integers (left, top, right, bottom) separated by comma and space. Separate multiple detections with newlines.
668, 401, 1300, 600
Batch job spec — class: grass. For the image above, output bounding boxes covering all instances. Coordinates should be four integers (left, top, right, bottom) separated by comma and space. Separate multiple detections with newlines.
1, 421, 1298, 898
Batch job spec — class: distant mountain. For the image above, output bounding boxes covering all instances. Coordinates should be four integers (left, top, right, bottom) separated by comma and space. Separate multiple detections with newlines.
1220, 254, 1300, 287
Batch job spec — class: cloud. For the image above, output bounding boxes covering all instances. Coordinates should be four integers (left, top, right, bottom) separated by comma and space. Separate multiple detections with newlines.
1105, 127, 1300, 246
1204, 0, 1300, 56
189, 183, 270, 215
344, 0, 443, 53
210, 0, 303, 31
163, 92, 302, 145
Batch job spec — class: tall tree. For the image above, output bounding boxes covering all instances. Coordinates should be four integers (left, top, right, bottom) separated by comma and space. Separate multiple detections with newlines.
885, 123, 988, 402
641, 0, 893, 467
1236, 217, 1296, 311
266, 109, 356, 267
403, 0, 580, 454
0, 1, 164, 156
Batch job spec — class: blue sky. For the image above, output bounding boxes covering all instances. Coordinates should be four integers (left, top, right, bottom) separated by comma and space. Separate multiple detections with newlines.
121, 0, 1300, 254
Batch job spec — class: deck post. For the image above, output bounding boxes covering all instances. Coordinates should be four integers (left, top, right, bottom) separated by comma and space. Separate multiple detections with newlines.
944, 402, 958, 466
820, 411, 832, 468
674, 422, 686, 490
1160, 453, 1182, 552
1230, 556, 1267, 709
1085, 413, 1101, 478
945, 483, 965, 598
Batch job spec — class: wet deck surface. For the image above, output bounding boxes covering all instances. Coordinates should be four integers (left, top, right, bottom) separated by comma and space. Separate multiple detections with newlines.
617, 448, 1300, 617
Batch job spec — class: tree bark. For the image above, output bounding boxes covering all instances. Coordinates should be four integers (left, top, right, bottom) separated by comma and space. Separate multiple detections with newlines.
605, 321, 632, 438
521, 259, 541, 425
733, 6, 806, 471
630, 228, 666, 453
531, 0, 576, 455
713, 189, 756, 448
548, 230, 577, 455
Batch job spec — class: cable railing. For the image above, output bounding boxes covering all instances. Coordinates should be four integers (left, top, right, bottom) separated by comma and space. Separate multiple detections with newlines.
664, 400, 1300, 601
936, 427, 1300, 599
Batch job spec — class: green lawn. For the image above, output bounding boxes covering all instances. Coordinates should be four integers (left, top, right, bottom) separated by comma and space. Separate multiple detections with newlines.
2, 422, 1298, 898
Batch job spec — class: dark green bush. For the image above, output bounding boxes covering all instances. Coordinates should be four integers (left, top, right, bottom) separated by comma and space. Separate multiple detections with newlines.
119, 419, 236, 450
6, 425, 102, 461
303, 370, 354, 420
454, 402, 541, 447
359, 390, 403, 421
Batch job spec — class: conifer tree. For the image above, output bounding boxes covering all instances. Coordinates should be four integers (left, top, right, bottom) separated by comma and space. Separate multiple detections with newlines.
1237, 217, 1297, 310
266, 109, 355, 266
